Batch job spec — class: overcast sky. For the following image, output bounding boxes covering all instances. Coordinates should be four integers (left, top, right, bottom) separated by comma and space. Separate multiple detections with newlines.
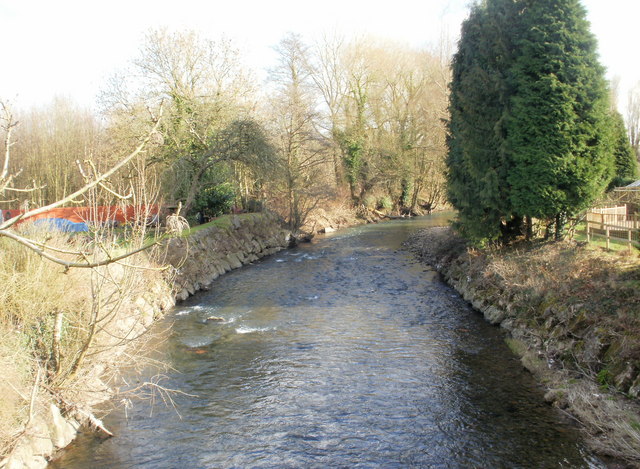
0, 0, 638, 112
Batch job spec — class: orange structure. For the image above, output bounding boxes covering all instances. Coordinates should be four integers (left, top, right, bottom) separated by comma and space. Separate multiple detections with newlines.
1, 205, 160, 229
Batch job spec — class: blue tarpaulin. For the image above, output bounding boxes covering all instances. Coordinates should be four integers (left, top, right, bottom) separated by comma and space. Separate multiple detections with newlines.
33, 218, 89, 232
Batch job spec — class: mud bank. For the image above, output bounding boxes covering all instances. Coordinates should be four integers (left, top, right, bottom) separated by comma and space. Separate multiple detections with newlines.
406, 226, 640, 467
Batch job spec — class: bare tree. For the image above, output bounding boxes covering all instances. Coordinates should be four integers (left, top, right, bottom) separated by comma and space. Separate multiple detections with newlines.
101, 28, 257, 216
310, 33, 349, 187
267, 33, 332, 231
6, 98, 104, 207
628, 82, 640, 162
0, 101, 30, 201
310, 38, 450, 213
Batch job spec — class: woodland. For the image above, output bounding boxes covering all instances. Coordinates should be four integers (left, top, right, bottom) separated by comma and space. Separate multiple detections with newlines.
1, 31, 452, 233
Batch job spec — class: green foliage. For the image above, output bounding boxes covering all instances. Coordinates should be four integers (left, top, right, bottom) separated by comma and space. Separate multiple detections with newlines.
362, 194, 377, 210
193, 182, 236, 219
608, 175, 638, 191
377, 195, 393, 212
341, 133, 365, 198
597, 368, 613, 390
507, 0, 613, 221
609, 111, 639, 182
447, 0, 518, 243
447, 0, 616, 244
161, 116, 276, 217
400, 178, 413, 208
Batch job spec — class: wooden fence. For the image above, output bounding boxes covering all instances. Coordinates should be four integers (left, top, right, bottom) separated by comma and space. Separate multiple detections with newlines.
585, 205, 640, 250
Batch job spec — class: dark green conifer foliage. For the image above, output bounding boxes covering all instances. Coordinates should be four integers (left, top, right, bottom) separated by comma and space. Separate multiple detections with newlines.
507, 0, 613, 224
447, 0, 519, 243
608, 110, 639, 184
447, 0, 615, 243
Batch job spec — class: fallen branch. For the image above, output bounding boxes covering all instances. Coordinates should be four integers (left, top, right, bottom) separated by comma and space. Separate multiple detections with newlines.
74, 408, 114, 437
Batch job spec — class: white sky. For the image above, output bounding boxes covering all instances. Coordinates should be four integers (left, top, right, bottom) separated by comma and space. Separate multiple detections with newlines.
0, 0, 638, 113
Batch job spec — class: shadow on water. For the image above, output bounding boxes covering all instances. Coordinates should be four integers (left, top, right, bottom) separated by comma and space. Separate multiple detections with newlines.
51, 214, 603, 468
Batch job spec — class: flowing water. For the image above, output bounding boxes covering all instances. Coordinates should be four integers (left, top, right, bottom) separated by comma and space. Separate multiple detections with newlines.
52, 215, 603, 468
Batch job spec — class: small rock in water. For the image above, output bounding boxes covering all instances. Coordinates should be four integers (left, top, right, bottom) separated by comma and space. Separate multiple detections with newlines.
205, 316, 225, 323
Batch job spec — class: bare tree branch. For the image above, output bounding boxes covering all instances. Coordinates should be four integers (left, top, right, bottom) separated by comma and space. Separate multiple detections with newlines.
0, 104, 164, 270
1, 101, 20, 194
0, 228, 157, 271
0, 107, 162, 232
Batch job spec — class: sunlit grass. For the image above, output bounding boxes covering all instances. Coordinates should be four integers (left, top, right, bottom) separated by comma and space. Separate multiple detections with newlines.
572, 222, 640, 255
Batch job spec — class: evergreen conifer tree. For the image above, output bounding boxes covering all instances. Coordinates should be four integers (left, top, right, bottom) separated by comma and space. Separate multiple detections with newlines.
506, 0, 613, 237
447, 0, 615, 242
447, 0, 519, 243
608, 110, 639, 184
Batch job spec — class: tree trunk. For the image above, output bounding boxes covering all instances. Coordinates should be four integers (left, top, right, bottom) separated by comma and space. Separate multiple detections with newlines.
332, 150, 343, 189
525, 215, 533, 241
555, 212, 566, 240
182, 164, 208, 216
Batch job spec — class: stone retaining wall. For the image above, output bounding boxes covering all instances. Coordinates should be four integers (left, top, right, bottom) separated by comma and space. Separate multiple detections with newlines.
0, 212, 290, 469
164, 212, 291, 301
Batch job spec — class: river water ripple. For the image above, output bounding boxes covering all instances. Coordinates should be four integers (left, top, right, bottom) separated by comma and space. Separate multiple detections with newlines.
52, 215, 603, 468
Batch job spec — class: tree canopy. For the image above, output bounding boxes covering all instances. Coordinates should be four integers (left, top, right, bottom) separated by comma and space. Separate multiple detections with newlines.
447, 0, 617, 243
3, 30, 453, 231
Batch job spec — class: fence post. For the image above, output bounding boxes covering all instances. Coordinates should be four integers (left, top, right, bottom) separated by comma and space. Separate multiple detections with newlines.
628, 229, 633, 253
586, 222, 590, 242
606, 227, 610, 250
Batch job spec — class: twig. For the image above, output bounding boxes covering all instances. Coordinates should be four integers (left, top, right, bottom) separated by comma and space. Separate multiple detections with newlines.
0, 108, 162, 231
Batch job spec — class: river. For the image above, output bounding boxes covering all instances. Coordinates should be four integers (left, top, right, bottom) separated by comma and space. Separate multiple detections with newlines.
51, 214, 603, 468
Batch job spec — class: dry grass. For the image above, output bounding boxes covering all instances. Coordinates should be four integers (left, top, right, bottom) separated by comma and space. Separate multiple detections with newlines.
0, 332, 32, 450
485, 241, 640, 362
0, 226, 173, 458
407, 227, 640, 465
565, 382, 640, 462
0, 233, 91, 453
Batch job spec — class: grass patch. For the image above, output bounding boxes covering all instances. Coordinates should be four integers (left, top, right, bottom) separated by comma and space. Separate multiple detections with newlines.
573, 222, 640, 254
178, 213, 260, 238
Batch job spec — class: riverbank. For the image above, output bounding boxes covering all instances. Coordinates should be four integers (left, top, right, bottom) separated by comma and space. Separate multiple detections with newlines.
0, 212, 291, 469
164, 212, 292, 301
47, 214, 601, 468
405, 226, 640, 466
